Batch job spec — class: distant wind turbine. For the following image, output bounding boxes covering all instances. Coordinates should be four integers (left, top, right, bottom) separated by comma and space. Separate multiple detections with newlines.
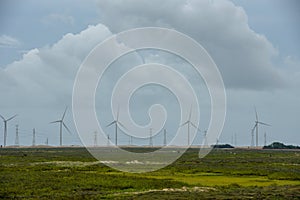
50, 107, 72, 146
203, 130, 208, 147
0, 114, 17, 147
180, 106, 200, 146
106, 107, 126, 146
252, 107, 271, 147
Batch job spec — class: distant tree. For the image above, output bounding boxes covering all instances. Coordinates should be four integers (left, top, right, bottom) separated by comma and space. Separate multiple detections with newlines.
263, 142, 300, 149
212, 144, 234, 149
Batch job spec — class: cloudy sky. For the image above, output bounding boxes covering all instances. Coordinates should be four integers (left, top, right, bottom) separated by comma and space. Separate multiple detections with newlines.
0, 0, 299, 147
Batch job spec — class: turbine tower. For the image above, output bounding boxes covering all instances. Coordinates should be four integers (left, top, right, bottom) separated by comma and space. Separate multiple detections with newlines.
50, 107, 72, 146
106, 107, 126, 146
107, 134, 110, 146
163, 129, 167, 146
252, 107, 271, 147
180, 106, 200, 146
32, 128, 36, 146
149, 128, 153, 147
202, 130, 208, 147
0, 114, 17, 147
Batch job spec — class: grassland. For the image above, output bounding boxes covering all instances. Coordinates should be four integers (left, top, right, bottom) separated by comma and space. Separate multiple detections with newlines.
0, 147, 299, 199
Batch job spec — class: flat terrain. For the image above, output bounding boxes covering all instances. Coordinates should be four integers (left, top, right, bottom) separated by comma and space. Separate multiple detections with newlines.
0, 147, 299, 199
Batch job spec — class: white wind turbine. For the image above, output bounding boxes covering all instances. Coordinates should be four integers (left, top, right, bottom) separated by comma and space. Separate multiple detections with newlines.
180, 106, 200, 146
106, 107, 126, 146
202, 130, 208, 147
50, 107, 72, 146
0, 114, 17, 147
252, 107, 271, 147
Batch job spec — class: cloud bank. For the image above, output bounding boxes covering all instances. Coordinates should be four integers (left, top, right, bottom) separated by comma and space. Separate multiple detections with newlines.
96, 0, 285, 90
1, 24, 111, 109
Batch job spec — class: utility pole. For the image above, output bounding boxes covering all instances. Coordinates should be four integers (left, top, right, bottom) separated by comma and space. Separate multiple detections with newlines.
163, 129, 167, 146
15, 125, 19, 146
234, 133, 237, 146
129, 136, 133, 146
32, 128, 36, 146
45, 137, 48, 146
149, 128, 153, 147
94, 131, 97, 147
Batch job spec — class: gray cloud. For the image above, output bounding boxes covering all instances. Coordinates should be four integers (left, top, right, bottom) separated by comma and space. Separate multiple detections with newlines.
96, 0, 286, 90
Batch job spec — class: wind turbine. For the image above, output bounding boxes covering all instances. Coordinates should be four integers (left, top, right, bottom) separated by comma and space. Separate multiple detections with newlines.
50, 107, 72, 146
106, 107, 126, 146
0, 114, 17, 147
252, 107, 271, 147
202, 130, 208, 147
180, 106, 200, 146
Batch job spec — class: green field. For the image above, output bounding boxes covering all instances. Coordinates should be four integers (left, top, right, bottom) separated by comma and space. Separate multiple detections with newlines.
0, 147, 299, 199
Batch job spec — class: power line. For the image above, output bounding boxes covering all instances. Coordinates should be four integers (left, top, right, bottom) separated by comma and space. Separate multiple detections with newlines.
149, 128, 153, 147
15, 125, 19, 146
32, 128, 36, 146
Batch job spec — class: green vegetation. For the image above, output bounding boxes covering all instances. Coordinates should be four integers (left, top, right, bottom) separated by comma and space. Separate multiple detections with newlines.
0, 147, 299, 199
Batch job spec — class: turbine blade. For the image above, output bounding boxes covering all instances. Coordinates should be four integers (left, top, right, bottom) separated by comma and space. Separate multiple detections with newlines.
117, 121, 128, 131
254, 106, 258, 121
0, 114, 5, 121
190, 122, 201, 132
258, 122, 271, 126
189, 104, 192, 121
50, 120, 61, 124
7, 114, 17, 121
114, 106, 119, 122
106, 121, 116, 127
63, 122, 72, 134
62, 106, 68, 120
180, 121, 189, 127
251, 124, 257, 132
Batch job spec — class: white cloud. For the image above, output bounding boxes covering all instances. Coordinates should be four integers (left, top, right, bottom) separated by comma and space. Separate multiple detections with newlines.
95, 0, 286, 90
1, 24, 111, 108
0, 35, 21, 48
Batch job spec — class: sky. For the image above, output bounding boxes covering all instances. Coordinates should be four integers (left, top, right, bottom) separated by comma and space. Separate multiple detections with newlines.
0, 0, 299, 147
